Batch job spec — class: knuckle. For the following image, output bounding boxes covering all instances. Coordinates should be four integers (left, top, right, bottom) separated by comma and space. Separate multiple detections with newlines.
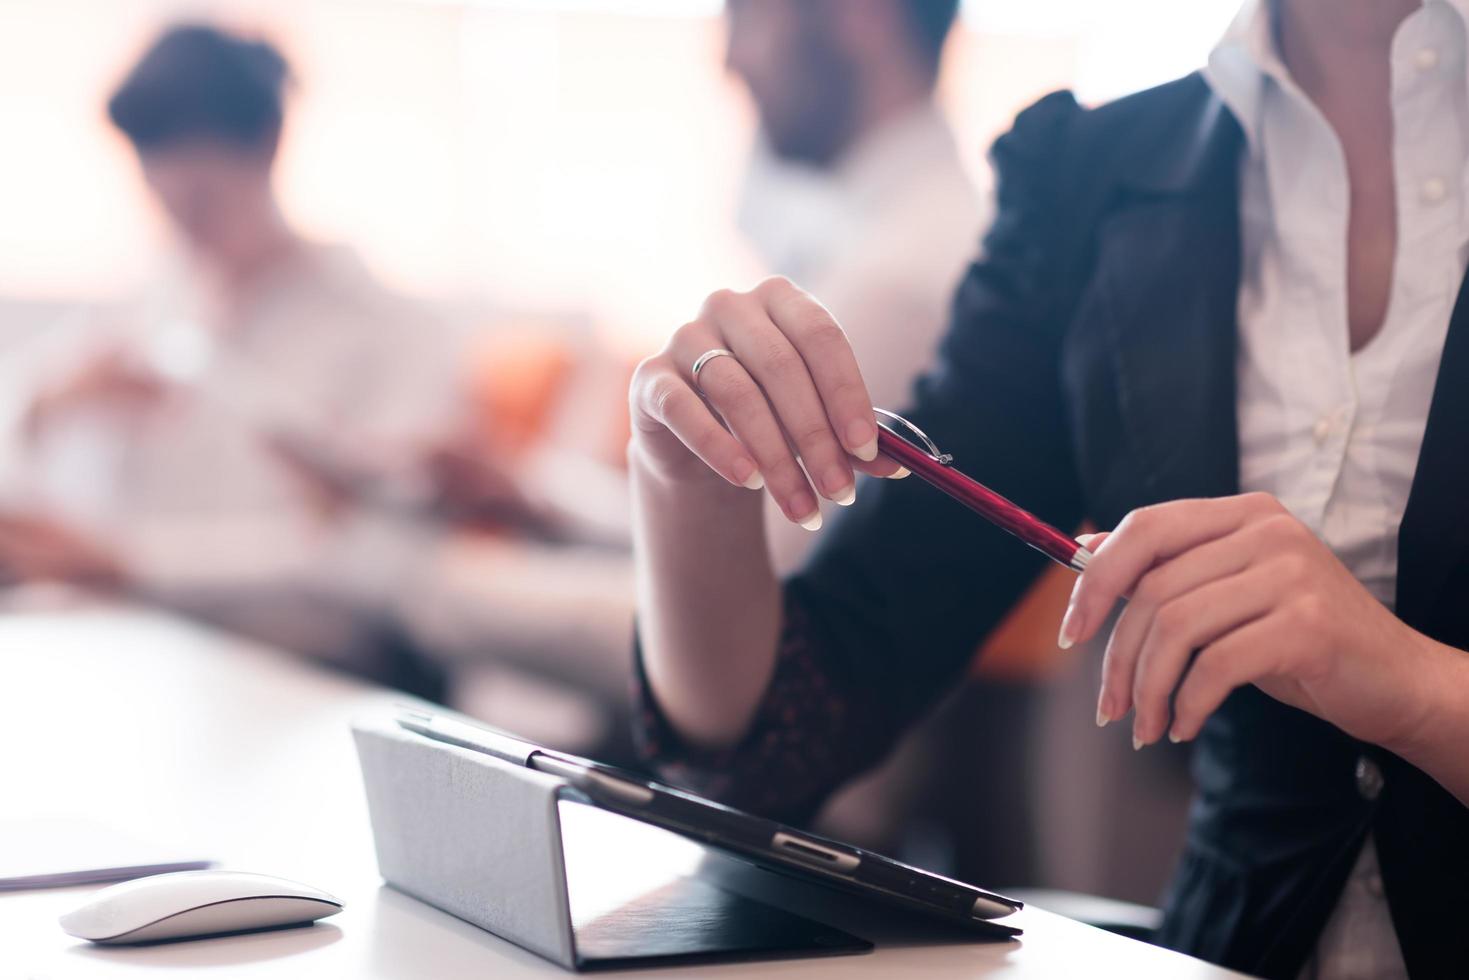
701, 288, 744, 319
1119, 505, 1157, 536
791, 422, 835, 452
1133, 569, 1168, 607
1179, 653, 1220, 706
826, 374, 867, 406
764, 455, 807, 488
1079, 570, 1114, 606
1293, 593, 1328, 630
1172, 680, 1203, 722
758, 339, 803, 378
800, 314, 846, 349
1275, 551, 1309, 584
629, 359, 662, 414
1133, 669, 1168, 711
1242, 491, 1283, 514
1152, 602, 1188, 644
667, 318, 704, 349
629, 355, 660, 394
755, 274, 795, 300
722, 383, 766, 419
645, 374, 684, 420
1261, 513, 1301, 542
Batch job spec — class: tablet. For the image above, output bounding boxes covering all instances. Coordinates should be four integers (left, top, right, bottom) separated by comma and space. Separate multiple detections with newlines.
396, 709, 1022, 939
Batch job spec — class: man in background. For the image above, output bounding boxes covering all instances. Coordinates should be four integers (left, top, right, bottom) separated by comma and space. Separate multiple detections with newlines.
725, 0, 981, 572
1, 25, 462, 694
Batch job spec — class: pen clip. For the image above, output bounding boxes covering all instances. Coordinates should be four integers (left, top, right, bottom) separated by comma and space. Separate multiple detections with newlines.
874, 408, 953, 465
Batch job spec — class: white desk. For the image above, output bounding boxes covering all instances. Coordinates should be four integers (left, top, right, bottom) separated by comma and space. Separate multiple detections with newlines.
0, 607, 1249, 978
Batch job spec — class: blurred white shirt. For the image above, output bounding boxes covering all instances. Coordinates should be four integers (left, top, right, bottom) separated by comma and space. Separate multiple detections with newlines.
739, 103, 986, 574
1207, 1, 1469, 978
8, 242, 462, 657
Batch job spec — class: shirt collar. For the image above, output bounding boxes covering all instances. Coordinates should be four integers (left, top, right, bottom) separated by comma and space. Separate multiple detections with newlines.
1205, 0, 1469, 150
1203, 0, 1281, 150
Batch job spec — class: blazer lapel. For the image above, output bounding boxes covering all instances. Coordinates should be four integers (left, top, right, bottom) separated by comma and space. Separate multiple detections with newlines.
1084, 87, 1246, 507
1396, 269, 1469, 630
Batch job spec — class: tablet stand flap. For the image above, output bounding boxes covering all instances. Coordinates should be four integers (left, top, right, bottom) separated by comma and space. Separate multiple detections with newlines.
353, 717, 577, 967
352, 716, 870, 972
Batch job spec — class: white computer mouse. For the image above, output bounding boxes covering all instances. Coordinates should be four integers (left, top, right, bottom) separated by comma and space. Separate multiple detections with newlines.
59, 869, 342, 944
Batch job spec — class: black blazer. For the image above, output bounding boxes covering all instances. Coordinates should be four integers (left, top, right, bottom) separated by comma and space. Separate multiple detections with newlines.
761, 74, 1469, 978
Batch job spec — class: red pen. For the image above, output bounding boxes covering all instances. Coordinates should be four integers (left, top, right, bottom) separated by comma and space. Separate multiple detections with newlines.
873, 409, 1092, 573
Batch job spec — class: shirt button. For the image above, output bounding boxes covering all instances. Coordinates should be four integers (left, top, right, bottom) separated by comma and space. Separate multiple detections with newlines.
1356, 756, 1385, 801
1313, 416, 1332, 444
1365, 873, 1386, 899
1421, 176, 1449, 205
1415, 47, 1440, 72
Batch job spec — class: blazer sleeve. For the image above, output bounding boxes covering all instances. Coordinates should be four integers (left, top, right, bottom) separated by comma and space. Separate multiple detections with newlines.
633, 91, 1090, 825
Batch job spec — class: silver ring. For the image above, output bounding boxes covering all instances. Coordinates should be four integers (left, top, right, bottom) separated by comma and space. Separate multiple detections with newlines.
691, 348, 736, 388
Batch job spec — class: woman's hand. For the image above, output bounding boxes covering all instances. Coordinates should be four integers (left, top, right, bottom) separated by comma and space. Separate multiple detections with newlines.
629, 276, 902, 528
1061, 492, 1443, 753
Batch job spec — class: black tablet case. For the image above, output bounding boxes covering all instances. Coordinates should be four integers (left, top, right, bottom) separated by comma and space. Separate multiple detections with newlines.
353, 717, 870, 970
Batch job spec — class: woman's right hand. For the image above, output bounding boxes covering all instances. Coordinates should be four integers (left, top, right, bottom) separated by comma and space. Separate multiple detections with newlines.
629, 276, 903, 528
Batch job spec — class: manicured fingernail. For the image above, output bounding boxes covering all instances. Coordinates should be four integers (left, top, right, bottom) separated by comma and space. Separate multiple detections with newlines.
823, 469, 855, 505
1096, 705, 1109, 728
1057, 602, 1079, 650
1132, 735, 1144, 751
1075, 532, 1100, 548
800, 511, 823, 531
1168, 731, 1182, 744
733, 458, 763, 490
789, 491, 816, 524
888, 466, 910, 479
847, 419, 878, 462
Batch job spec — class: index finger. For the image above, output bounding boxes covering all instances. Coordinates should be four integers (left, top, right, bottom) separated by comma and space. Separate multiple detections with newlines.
756, 277, 879, 462
1059, 493, 1280, 649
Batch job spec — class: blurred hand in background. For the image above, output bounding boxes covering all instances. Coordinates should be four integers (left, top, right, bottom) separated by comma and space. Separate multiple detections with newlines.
0, 513, 126, 592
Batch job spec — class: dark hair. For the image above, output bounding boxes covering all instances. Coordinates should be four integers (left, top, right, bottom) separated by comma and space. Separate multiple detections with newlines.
107, 25, 289, 152
898, 0, 961, 76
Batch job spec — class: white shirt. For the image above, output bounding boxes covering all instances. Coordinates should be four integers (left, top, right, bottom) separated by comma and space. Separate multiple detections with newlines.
1206, 2, 1469, 977
739, 103, 986, 573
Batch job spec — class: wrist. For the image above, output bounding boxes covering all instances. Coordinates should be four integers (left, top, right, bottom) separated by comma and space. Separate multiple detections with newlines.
1384, 631, 1468, 763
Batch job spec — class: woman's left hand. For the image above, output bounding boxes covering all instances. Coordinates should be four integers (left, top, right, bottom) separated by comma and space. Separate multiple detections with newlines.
1060, 492, 1440, 752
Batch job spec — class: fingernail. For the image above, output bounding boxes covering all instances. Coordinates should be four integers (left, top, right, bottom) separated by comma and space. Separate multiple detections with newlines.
1096, 705, 1109, 728
888, 466, 910, 479
1132, 735, 1144, 751
823, 469, 855, 505
789, 491, 817, 525
1057, 602, 1079, 650
733, 458, 763, 490
1075, 532, 1100, 548
800, 511, 823, 531
847, 419, 878, 462
1168, 731, 1183, 744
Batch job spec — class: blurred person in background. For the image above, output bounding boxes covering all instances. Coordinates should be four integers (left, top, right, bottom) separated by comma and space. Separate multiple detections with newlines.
725, 0, 980, 571
1, 24, 465, 695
